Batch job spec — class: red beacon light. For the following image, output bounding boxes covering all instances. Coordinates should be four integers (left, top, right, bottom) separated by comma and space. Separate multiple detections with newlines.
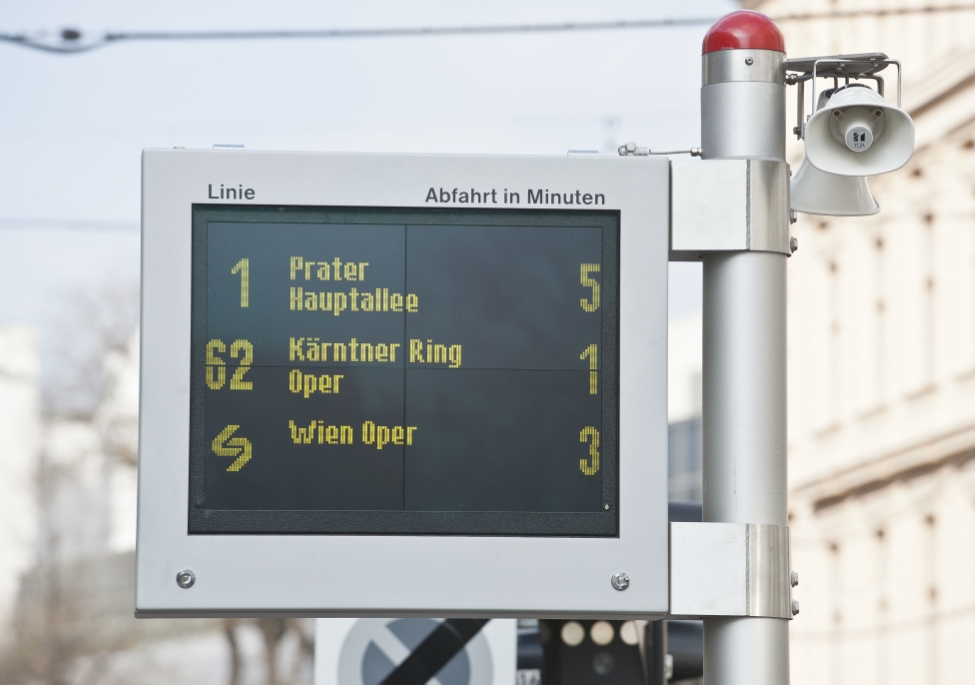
702, 10, 785, 54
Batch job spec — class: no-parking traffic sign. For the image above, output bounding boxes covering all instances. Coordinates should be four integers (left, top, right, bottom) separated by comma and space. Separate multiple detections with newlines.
315, 618, 516, 685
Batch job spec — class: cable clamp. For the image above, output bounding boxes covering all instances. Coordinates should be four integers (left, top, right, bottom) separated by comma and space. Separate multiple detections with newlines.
618, 142, 702, 157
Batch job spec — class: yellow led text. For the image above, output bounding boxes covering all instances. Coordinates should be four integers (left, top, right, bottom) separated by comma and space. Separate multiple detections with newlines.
231, 258, 249, 307
579, 426, 600, 476
206, 339, 254, 390
289, 337, 401, 363
290, 256, 368, 281
580, 263, 601, 313
581, 344, 598, 394
362, 420, 417, 450
409, 339, 462, 368
289, 287, 418, 315
289, 420, 355, 445
287, 420, 416, 449
212, 425, 253, 472
289, 370, 344, 397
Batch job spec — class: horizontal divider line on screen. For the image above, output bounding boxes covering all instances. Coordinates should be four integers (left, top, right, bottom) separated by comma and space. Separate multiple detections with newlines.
203, 365, 603, 371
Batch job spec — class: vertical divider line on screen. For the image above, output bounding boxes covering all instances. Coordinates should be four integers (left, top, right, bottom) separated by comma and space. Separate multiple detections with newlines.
402, 224, 409, 512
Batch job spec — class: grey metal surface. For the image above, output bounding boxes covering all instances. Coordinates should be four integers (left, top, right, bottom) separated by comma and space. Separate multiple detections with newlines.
670, 522, 792, 619
703, 618, 789, 685
746, 524, 792, 619
745, 160, 791, 254
671, 159, 790, 259
700, 42, 790, 685
670, 522, 746, 617
701, 83, 786, 162
703, 49, 785, 86
671, 160, 747, 253
784, 52, 888, 77
703, 253, 787, 526
136, 149, 671, 618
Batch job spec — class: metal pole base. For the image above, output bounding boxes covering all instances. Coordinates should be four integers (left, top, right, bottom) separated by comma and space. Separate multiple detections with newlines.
704, 618, 789, 685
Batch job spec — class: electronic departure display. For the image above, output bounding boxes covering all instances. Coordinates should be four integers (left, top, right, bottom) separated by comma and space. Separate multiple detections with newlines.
189, 206, 619, 536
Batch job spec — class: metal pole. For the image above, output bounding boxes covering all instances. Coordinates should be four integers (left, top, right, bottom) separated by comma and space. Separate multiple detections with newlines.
647, 620, 668, 685
700, 12, 790, 685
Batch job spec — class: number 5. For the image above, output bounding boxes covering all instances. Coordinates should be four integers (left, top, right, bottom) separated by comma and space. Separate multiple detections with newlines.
580, 264, 600, 312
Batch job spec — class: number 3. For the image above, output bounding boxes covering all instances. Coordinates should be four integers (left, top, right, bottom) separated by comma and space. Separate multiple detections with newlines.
579, 427, 600, 476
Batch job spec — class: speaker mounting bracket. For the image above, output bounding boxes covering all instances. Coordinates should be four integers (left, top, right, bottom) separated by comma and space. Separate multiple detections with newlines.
784, 53, 902, 140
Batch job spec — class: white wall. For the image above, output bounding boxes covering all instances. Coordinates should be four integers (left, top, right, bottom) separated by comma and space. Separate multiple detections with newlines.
96, 330, 141, 552
0, 325, 41, 624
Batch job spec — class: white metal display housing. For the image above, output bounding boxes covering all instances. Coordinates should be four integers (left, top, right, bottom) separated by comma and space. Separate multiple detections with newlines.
136, 149, 669, 618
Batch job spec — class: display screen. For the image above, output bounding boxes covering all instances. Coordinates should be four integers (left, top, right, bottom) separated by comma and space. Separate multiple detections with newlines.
189, 206, 619, 535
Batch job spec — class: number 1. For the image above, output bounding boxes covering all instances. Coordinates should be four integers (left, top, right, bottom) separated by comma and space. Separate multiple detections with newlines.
581, 344, 598, 394
232, 258, 249, 308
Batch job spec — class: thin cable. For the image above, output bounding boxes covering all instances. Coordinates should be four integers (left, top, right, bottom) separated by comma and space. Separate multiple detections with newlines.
0, 16, 719, 54
3, 5, 974, 54
776, 2, 975, 22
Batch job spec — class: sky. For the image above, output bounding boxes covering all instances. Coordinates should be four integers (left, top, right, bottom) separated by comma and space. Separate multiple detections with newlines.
0, 0, 732, 383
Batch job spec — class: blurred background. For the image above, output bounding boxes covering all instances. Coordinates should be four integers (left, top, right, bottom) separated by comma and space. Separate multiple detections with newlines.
1, 0, 973, 683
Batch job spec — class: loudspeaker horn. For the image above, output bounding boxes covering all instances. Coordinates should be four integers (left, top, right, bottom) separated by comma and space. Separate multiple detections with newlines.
804, 86, 915, 177
791, 157, 880, 216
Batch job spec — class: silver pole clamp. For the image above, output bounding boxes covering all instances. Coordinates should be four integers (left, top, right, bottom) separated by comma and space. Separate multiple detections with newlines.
670, 159, 793, 260
670, 522, 795, 620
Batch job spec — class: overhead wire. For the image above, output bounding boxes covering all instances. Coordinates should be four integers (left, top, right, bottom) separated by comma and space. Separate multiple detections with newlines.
2, 5, 975, 55
0, 16, 718, 54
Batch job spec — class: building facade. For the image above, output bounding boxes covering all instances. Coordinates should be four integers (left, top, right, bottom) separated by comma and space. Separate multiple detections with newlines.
740, 1, 975, 682
0, 325, 40, 630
